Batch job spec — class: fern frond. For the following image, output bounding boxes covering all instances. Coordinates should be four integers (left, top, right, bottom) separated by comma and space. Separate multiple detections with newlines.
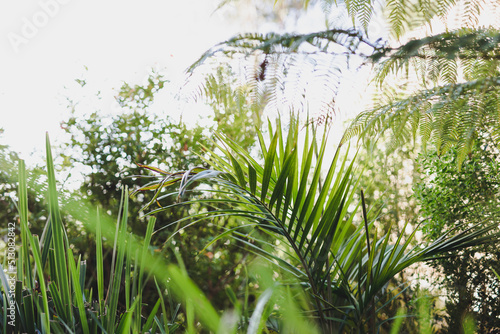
190, 29, 382, 73
372, 28, 500, 86
344, 76, 500, 166
186, 29, 378, 120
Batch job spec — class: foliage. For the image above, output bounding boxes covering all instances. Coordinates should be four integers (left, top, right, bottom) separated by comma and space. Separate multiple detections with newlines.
61, 108, 228, 309
354, 138, 425, 330
300, 0, 500, 38
369, 28, 500, 81
136, 114, 500, 332
1, 137, 323, 334
61, 71, 264, 310
188, 28, 380, 120
197, 65, 263, 150
189, 17, 500, 166
190, 29, 378, 68
356, 138, 421, 235
415, 138, 500, 333
0, 131, 18, 224
0, 141, 24, 242
191, 0, 500, 166
0, 138, 184, 333
63, 68, 261, 219
4, 0, 500, 332
224, 0, 497, 37
416, 139, 500, 239
344, 28, 500, 166
62, 109, 206, 218
115, 70, 167, 110
0, 136, 48, 242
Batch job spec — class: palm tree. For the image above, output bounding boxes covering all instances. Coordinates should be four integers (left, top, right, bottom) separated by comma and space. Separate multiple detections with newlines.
134, 114, 500, 332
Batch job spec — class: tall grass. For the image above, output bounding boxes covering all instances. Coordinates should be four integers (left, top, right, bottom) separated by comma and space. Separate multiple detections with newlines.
0, 136, 218, 333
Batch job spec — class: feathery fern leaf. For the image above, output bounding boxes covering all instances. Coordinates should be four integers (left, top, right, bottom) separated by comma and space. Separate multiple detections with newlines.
371, 28, 500, 86
185, 29, 384, 118
344, 75, 500, 165
346, 28, 500, 165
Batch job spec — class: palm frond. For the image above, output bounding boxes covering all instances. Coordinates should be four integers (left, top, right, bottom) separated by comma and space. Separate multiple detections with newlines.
136, 113, 500, 330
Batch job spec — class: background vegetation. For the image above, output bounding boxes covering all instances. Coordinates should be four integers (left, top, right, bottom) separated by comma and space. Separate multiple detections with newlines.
1, 0, 500, 333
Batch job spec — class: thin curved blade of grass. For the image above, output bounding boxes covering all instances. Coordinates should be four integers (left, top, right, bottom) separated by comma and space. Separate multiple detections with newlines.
116, 298, 140, 333
247, 288, 274, 334
106, 188, 129, 333
95, 208, 105, 313
142, 298, 162, 333
45, 134, 72, 324
67, 254, 90, 334
17, 159, 51, 333
230, 234, 306, 278
198, 223, 263, 253
493, 268, 500, 280
131, 177, 181, 194
178, 169, 225, 199
136, 163, 171, 175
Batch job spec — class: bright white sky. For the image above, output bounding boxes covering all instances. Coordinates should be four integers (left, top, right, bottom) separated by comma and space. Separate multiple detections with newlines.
0, 0, 258, 164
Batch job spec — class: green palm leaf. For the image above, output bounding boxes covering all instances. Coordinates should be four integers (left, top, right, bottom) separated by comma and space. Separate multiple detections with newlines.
136, 114, 500, 331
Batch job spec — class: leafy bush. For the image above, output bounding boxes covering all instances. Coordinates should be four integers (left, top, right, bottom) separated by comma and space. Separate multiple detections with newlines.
415, 139, 500, 333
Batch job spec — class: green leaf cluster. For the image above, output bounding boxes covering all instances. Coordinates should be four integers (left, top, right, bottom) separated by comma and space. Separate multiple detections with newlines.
415, 139, 500, 331
137, 114, 500, 332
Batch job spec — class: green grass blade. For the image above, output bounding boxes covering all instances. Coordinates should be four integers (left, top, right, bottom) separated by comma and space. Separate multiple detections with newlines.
17, 160, 51, 333
389, 308, 406, 334
67, 253, 90, 334
17, 160, 34, 290
154, 278, 170, 334
116, 298, 140, 334
106, 188, 129, 333
247, 288, 274, 334
493, 267, 500, 280
125, 233, 132, 311
96, 208, 105, 313
45, 134, 72, 324
0, 264, 14, 333
154, 316, 168, 334
21, 293, 36, 334
142, 298, 162, 333
167, 264, 221, 332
